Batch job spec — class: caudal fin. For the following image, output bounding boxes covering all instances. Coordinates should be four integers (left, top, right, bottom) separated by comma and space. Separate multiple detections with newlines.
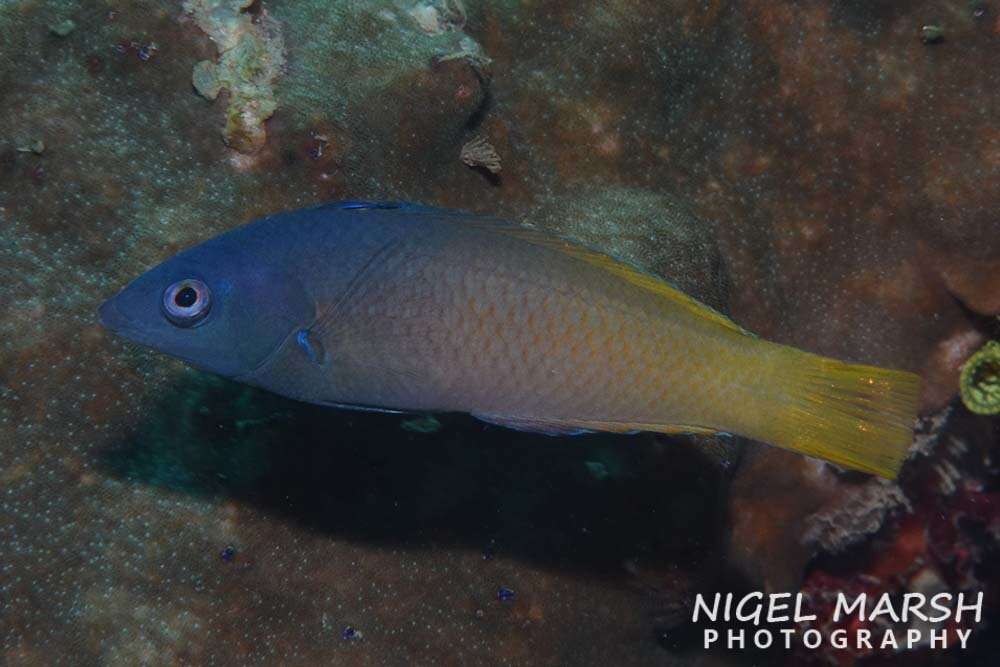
760, 351, 921, 479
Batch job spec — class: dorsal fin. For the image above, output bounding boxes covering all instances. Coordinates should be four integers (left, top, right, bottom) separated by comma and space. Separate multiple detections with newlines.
308, 200, 751, 336
310, 200, 423, 212
418, 206, 752, 337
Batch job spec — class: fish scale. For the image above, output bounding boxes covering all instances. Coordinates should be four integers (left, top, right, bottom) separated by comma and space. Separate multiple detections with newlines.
401, 236, 741, 424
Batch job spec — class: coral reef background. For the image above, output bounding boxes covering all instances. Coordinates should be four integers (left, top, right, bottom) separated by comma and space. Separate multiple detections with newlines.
1, 1, 998, 664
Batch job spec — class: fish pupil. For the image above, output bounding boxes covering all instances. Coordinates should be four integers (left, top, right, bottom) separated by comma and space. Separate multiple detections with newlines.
175, 286, 198, 308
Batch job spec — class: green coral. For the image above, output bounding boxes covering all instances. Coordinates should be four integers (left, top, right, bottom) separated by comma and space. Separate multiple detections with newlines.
272, 0, 486, 121
48, 18, 76, 37
960, 340, 1000, 415
400, 415, 443, 433
102, 373, 282, 495
191, 60, 221, 100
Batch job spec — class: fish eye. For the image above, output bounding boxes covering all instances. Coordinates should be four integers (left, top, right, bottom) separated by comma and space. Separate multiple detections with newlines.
162, 279, 211, 327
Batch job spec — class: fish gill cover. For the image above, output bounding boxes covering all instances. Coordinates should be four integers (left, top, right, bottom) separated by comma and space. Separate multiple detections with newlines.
0, 0, 998, 665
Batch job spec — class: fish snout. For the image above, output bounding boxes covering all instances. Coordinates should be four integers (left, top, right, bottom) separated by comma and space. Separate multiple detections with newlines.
98, 297, 128, 333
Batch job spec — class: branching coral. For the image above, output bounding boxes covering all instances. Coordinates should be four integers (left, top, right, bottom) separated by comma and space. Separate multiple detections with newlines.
460, 135, 501, 174
184, 0, 285, 154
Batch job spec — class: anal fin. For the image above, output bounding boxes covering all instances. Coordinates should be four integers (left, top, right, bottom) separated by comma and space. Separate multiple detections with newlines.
570, 419, 718, 436
472, 414, 718, 437
473, 414, 595, 436
317, 400, 409, 415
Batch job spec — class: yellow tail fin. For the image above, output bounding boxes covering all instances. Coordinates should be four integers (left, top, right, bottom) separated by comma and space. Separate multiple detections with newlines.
760, 351, 921, 479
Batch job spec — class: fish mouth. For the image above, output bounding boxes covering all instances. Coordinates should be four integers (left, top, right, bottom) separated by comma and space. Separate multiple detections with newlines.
98, 297, 130, 334
98, 296, 205, 369
98, 297, 157, 347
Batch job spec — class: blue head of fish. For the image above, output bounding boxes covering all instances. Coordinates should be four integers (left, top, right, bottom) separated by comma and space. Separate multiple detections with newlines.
99, 224, 314, 379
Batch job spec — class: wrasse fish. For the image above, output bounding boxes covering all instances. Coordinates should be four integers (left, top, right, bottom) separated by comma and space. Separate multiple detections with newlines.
99, 201, 920, 478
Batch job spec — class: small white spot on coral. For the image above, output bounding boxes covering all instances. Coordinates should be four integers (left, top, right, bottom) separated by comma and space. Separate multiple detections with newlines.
410, 5, 443, 34
226, 151, 260, 171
